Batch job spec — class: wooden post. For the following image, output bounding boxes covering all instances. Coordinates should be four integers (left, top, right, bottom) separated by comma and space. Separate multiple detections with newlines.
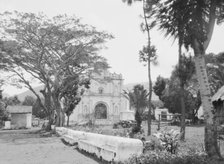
158, 114, 161, 131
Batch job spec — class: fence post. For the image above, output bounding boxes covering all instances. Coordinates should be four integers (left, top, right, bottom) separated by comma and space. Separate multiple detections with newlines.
157, 114, 161, 131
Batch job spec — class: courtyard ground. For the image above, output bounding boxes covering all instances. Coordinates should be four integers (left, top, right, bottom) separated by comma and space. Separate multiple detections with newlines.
0, 124, 223, 164
0, 128, 99, 164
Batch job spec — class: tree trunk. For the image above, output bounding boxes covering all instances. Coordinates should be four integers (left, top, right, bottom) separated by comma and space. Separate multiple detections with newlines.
67, 115, 70, 127
147, 59, 152, 136
135, 110, 142, 131
44, 114, 54, 131
142, 0, 152, 136
194, 55, 222, 159
178, 37, 186, 141
53, 95, 64, 127
180, 85, 186, 141
56, 107, 65, 127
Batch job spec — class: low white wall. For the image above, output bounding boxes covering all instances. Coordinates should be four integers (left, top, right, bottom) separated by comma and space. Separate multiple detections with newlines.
56, 127, 143, 162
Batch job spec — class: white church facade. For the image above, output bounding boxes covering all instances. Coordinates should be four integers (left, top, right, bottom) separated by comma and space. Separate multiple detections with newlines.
68, 70, 134, 125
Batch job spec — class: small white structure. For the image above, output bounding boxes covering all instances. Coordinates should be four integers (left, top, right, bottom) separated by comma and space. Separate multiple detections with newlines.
4, 121, 11, 129
7, 105, 32, 129
154, 108, 173, 121
68, 70, 134, 125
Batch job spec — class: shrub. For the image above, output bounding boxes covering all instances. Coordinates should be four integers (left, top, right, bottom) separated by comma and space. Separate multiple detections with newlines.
125, 150, 209, 164
128, 125, 145, 140
153, 129, 180, 154
113, 120, 136, 129
144, 136, 164, 152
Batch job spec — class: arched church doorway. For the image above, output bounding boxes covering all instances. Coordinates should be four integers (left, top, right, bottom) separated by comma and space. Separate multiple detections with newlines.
94, 103, 107, 119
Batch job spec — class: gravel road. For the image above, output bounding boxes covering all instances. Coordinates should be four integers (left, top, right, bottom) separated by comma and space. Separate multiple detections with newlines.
0, 129, 99, 164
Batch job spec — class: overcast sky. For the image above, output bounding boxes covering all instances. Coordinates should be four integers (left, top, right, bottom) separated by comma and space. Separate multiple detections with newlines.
1, 0, 224, 95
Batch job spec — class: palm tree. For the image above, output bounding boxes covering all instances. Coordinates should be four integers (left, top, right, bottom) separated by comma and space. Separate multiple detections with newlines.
154, 0, 224, 159
122, 0, 158, 135
123, 84, 148, 132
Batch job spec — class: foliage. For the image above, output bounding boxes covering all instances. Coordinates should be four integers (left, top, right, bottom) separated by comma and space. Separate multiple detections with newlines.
151, 0, 224, 157
142, 111, 155, 121
162, 84, 198, 116
22, 96, 35, 106
153, 0, 224, 51
0, 99, 9, 122
174, 55, 195, 86
32, 98, 48, 119
61, 76, 90, 126
113, 120, 136, 129
123, 84, 148, 132
153, 129, 180, 154
0, 11, 112, 127
129, 126, 145, 140
153, 76, 168, 101
3, 95, 21, 106
139, 45, 157, 65
125, 150, 209, 164
153, 56, 200, 122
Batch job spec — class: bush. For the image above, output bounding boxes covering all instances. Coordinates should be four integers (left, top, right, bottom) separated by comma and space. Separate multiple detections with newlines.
144, 136, 164, 152
153, 129, 180, 154
130, 128, 145, 140
113, 120, 136, 129
125, 150, 209, 164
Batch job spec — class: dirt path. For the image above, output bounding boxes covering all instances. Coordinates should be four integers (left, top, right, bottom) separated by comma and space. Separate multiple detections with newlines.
0, 129, 98, 164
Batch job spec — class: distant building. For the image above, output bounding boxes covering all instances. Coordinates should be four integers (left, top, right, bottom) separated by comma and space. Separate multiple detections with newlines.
68, 70, 134, 125
7, 105, 32, 129
154, 108, 173, 121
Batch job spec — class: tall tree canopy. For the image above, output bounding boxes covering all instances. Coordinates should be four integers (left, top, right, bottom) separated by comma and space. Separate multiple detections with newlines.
0, 11, 112, 128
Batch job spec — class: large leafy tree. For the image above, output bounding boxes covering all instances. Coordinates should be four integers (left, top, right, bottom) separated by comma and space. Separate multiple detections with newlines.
123, 84, 148, 132
122, 0, 158, 135
153, 0, 224, 158
154, 56, 198, 125
0, 12, 112, 129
